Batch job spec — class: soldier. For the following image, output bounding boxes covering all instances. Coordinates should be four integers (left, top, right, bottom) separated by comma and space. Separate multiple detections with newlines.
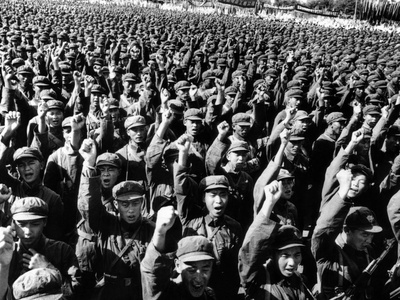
141, 206, 216, 300
78, 138, 154, 300
0, 197, 80, 300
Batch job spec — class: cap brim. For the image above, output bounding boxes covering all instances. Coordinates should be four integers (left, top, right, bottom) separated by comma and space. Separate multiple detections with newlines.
21, 292, 64, 300
277, 175, 295, 181
96, 161, 120, 168
115, 194, 143, 202
289, 137, 305, 141
14, 155, 41, 162
179, 253, 215, 263
277, 243, 305, 250
203, 185, 229, 192
126, 123, 146, 129
362, 225, 383, 233
13, 213, 47, 221
234, 122, 251, 126
228, 147, 249, 153
185, 117, 202, 121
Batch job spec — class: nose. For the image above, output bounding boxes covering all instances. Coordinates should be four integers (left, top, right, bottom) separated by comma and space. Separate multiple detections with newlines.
286, 257, 295, 267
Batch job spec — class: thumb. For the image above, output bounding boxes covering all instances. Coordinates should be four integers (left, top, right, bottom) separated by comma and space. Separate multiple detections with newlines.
29, 248, 38, 255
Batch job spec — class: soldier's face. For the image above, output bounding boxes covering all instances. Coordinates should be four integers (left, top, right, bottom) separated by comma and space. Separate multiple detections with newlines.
274, 246, 302, 277
280, 178, 295, 200
175, 259, 213, 298
115, 198, 142, 224
99, 166, 120, 189
346, 229, 374, 251
346, 173, 368, 199
127, 126, 146, 144
203, 188, 229, 219
17, 159, 43, 184
14, 219, 46, 247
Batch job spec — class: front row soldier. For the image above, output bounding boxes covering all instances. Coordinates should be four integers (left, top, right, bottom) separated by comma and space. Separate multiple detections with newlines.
238, 180, 316, 300
141, 205, 217, 300
0, 197, 80, 300
78, 138, 154, 300
312, 168, 387, 300
174, 133, 243, 299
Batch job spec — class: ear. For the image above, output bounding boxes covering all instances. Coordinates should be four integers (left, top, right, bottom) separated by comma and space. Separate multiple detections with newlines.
42, 218, 47, 227
39, 161, 45, 170
183, 119, 187, 126
226, 151, 231, 161
116, 169, 121, 177
113, 200, 119, 210
175, 258, 182, 274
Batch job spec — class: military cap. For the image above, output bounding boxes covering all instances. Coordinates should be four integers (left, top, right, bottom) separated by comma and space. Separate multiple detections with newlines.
33, 76, 51, 87
326, 112, 346, 124
11, 197, 48, 221
13, 147, 43, 163
202, 70, 217, 81
285, 89, 303, 100
62, 117, 72, 128
209, 55, 217, 63
227, 140, 249, 153
344, 206, 382, 233
167, 99, 184, 116
184, 108, 203, 121
141, 67, 151, 75
33, 52, 44, 60
174, 80, 191, 92
264, 69, 278, 78
26, 45, 36, 52
351, 164, 373, 181
294, 66, 307, 73
17, 65, 33, 75
65, 53, 75, 60
276, 168, 295, 181
367, 74, 379, 82
272, 225, 304, 250
194, 49, 204, 57
124, 115, 146, 130
109, 99, 119, 109
354, 80, 367, 89
363, 105, 381, 116
13, 268, 63, 300
391, 71, 400, 78
163, 142, 179, 161
377, 58, 386, 66
91, 84, 105, 94
376, 80, 388, 89
176, 236, 214, 263
113, 181, 144, 201
199, 175, 229, 193
11, 58, 25, 67
258, 54, 268, 62
293, 110, 311, 121
216, 58, 227, 66
93, 58, 104, 66
167, 74, 177, 83
96, 152, 121, 168
225, 86, 238, 96
387, 60, 397, 68
47, 100, 64, 111
232, 112, 252, 126
231, 70, 245, 78
289, 134, 305, 142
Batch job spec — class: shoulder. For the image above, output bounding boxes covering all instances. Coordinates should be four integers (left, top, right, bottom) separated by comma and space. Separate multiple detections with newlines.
224, 215, 242, 229
41, 186, 62, 201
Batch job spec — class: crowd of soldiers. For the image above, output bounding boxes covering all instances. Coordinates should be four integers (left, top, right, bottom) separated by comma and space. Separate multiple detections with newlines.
1, 0, 400, 299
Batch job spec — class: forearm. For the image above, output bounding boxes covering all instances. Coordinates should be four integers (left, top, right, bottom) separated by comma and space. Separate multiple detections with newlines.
0, 264, 10, 300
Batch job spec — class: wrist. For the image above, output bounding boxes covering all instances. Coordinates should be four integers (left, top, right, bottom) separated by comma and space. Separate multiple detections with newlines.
83, 160, 96, 168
